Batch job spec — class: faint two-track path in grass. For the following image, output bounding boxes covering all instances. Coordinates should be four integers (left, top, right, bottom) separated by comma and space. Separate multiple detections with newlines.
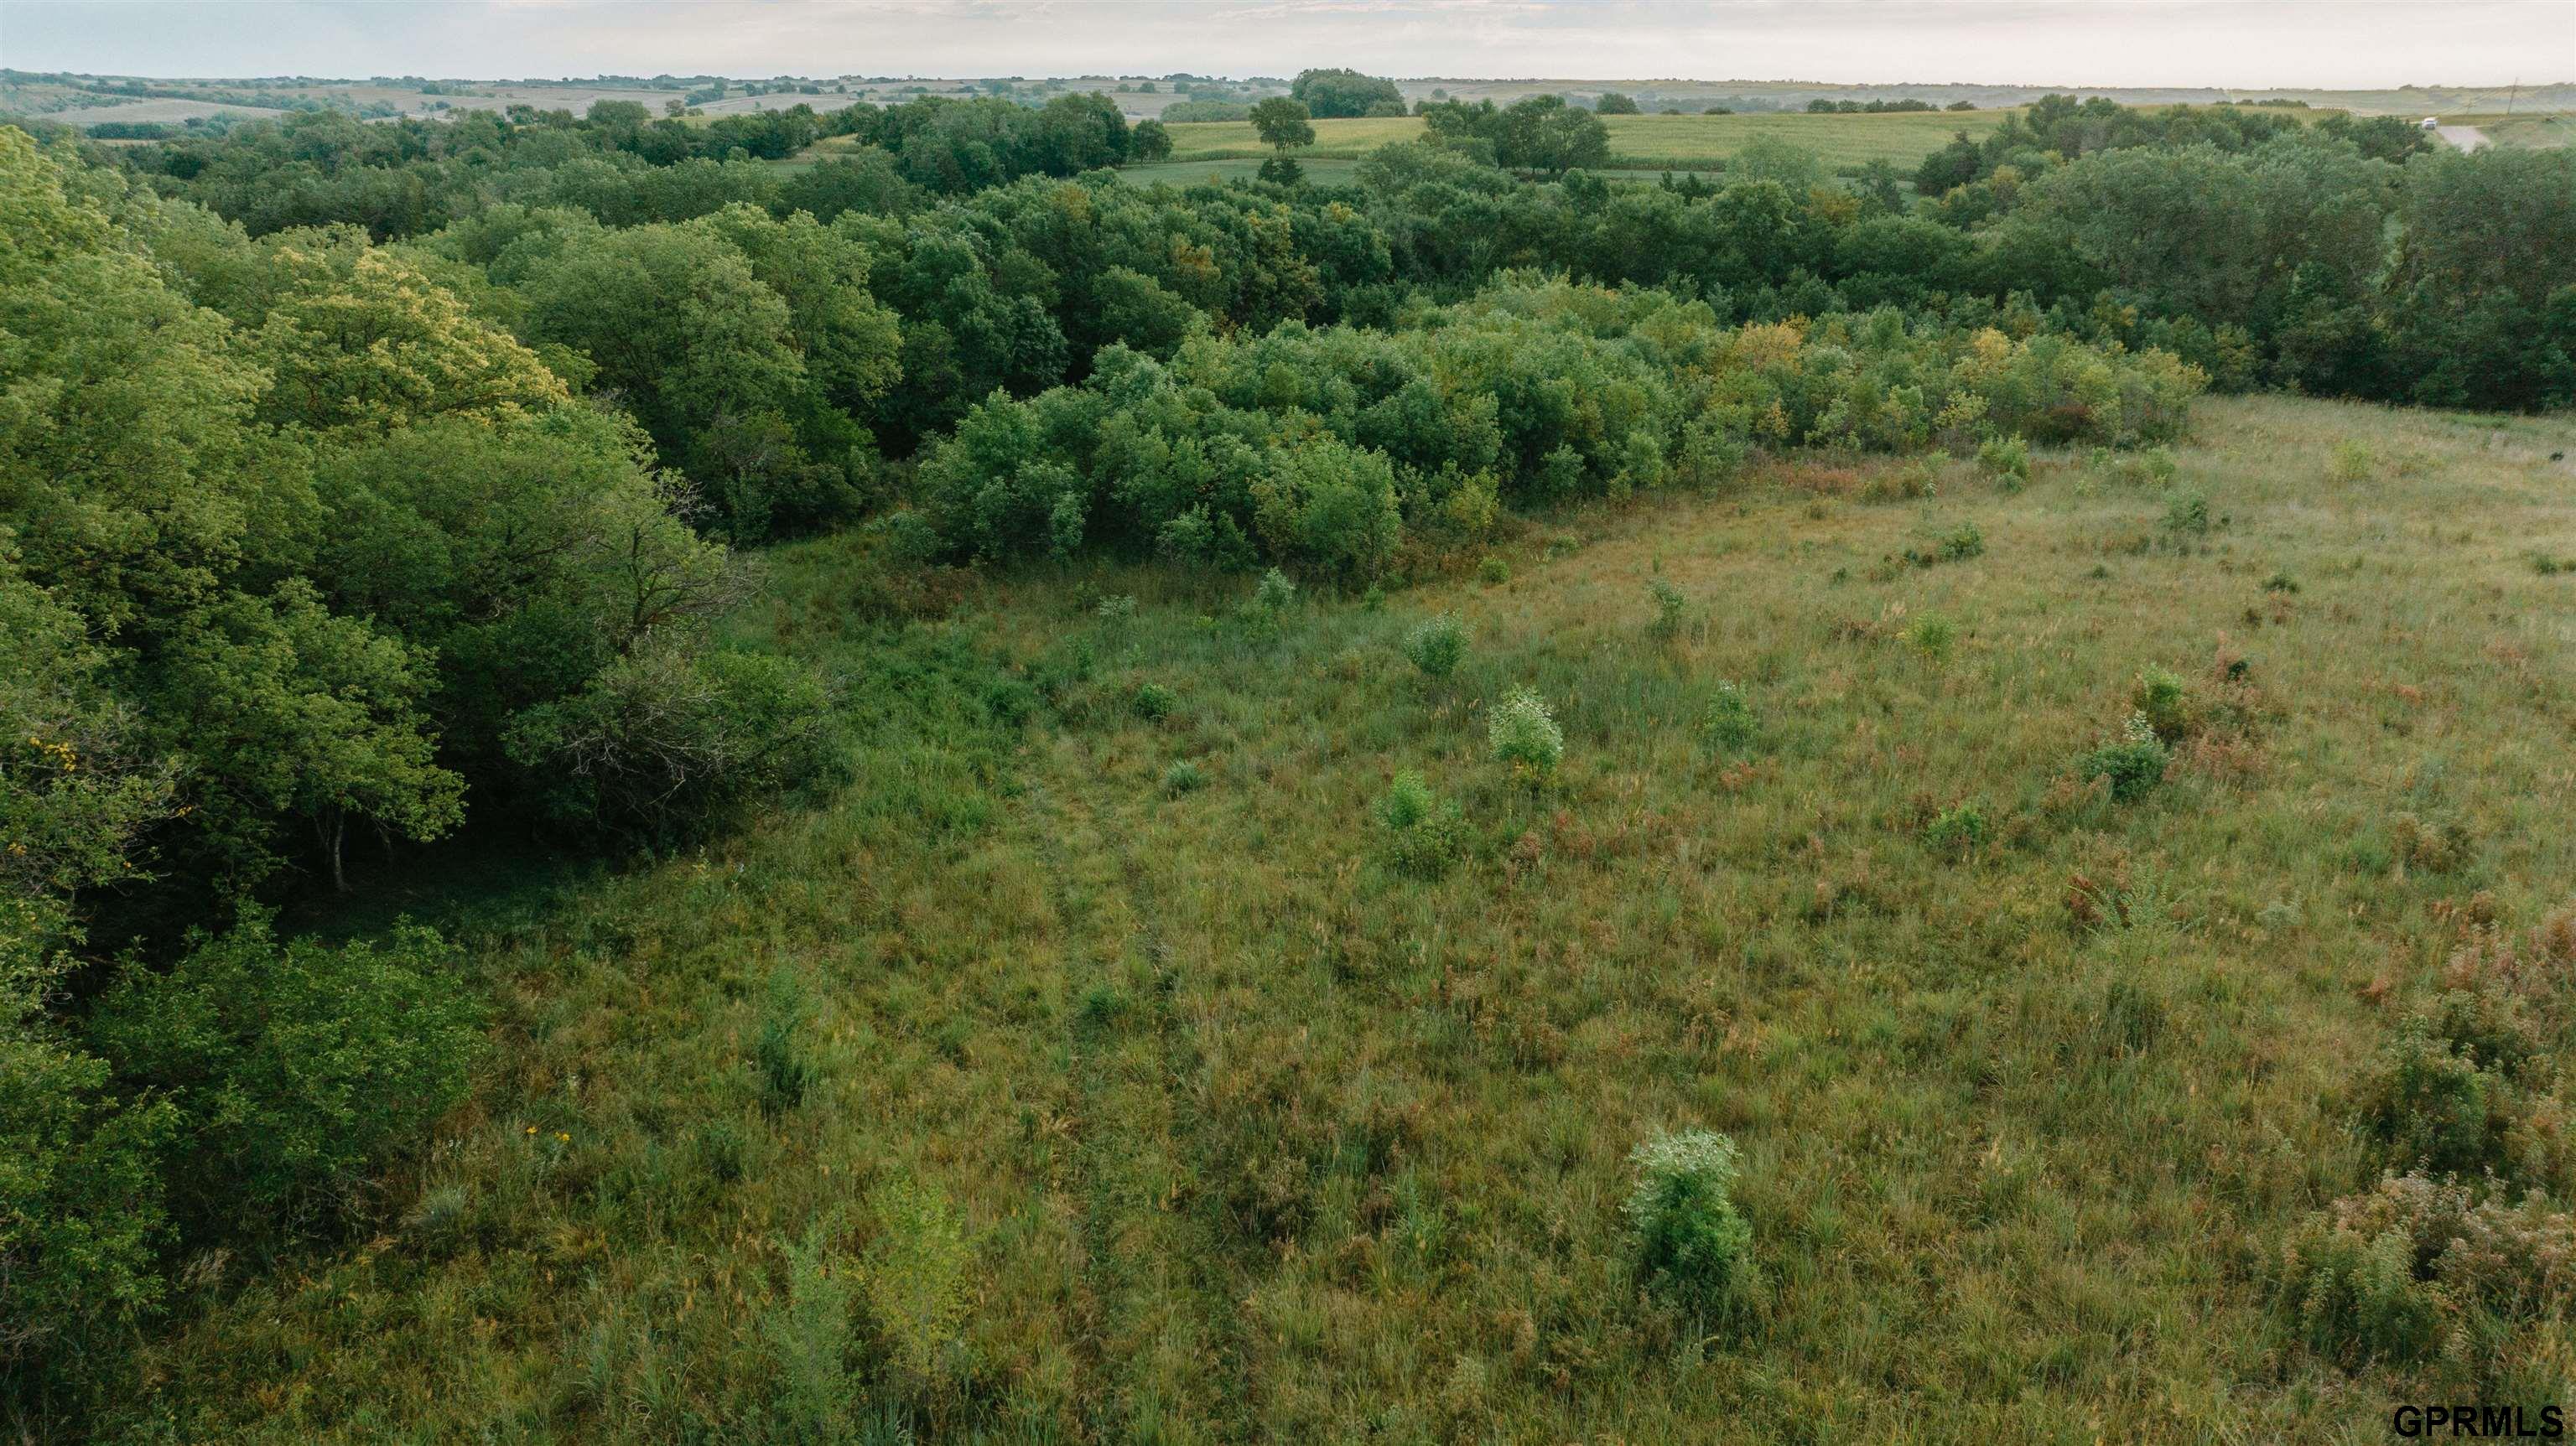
1029, 726, 1254, 1445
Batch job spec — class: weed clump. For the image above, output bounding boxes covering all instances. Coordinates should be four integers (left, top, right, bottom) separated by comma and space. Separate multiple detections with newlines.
2131, 667, 2194, 744
1488, 687, 1564, 781
1403, 614, 1468, 679
2163, 490, 2211, 536
1908, 614, 1957, 665
2390, 811, 2475, 874
1477, 556, 1510, 586
1701, 681, 1757, 754
1161, 759, 1205, 796
755, 971, 817, 1117
1647, 578, 1688, 640
1924, 803, 1990, 857
865, 1175, 972, 1387
1128, 680, 1176, 721
1624, 1129, 1754, 1317
1378, 771, 1467, 879
2078, 713, 2169, 802
2279, 1173, 2576, 1371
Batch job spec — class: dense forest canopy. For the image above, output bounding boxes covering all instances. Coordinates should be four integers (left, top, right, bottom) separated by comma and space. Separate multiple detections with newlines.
3, 73, 2574, 1432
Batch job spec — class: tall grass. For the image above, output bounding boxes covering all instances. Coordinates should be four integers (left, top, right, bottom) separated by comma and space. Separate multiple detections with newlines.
113, 396, 2576, 1441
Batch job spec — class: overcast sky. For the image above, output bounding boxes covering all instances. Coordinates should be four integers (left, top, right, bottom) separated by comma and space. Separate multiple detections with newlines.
5, 0, 2570, 87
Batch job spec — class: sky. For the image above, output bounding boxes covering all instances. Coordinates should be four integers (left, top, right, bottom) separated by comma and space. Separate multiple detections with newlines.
4, 0, 2570, 87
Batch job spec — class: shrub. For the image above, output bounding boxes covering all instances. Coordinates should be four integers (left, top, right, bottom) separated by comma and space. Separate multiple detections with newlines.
1403, 614, 1468, 679
1623, 1129, 1754, 1316
1093, 593, 1138, 626
2163, 489, 2211, 536
1478, 556, 1510, 586
2131, 667, 2194, 743
2078, 713, 2169, 802
2329, 439, 2376, 483
86, 914, 482, 1234
1976, 433, 2030, 482
1161, 759, 1205, 796
1128, 680, 1176, 721
504, 641, 845, 847
2359, 1029, 2516, 1179
2279, 1173, 2576, 1370
1702, 682, 1757, 753
1254, 568, 1298, 612
1250, 437, 1404, 581
1938, 522, 1986, 562
1647, 579, 1688, 640
1378, 772, 1467, 879
1909, 614, 1958, 664
1488, 687, 1565, 781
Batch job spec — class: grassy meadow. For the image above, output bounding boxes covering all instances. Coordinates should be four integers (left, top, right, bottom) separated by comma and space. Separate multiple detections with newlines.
2443, 111, 2576, 150
106, 394, 2576, 1442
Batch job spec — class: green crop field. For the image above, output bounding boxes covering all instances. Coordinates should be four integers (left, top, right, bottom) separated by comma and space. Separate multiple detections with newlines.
1154, 105, 2338, 174
1161, 109, 2019, 171
117, 395, 2576, 1441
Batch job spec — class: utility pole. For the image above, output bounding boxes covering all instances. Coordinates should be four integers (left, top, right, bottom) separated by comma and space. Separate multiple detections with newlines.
2506, 79, 2519, 116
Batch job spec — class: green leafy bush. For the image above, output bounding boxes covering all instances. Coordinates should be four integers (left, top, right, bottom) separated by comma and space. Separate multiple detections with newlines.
1488, 687, 1565, 780
1128, 681, 1176, 721
1976, 433, 2030, 481
86, 914, 482, 1233
504, 641, 845, 847
1252, 437, 1403, 581
1378, 772, 1467, 879
2163, 489, 2212, 535
1403, 614, 1468, 679
0, 940, 177, 1377
1909, 614, 1958, 664
1623, 1129, 1754, 1316
2078, 713, 2169, 802
1924, 803, 1991, 856
2359, 1027, 2516, 1179
1254, 568, 1299, 612
1647, 578, 1688, 640
1702, 682, 1757, 753
2132, 667, 2194, 743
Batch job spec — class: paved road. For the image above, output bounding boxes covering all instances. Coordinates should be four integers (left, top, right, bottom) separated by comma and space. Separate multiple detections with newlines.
2434, 125, 2490, 153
